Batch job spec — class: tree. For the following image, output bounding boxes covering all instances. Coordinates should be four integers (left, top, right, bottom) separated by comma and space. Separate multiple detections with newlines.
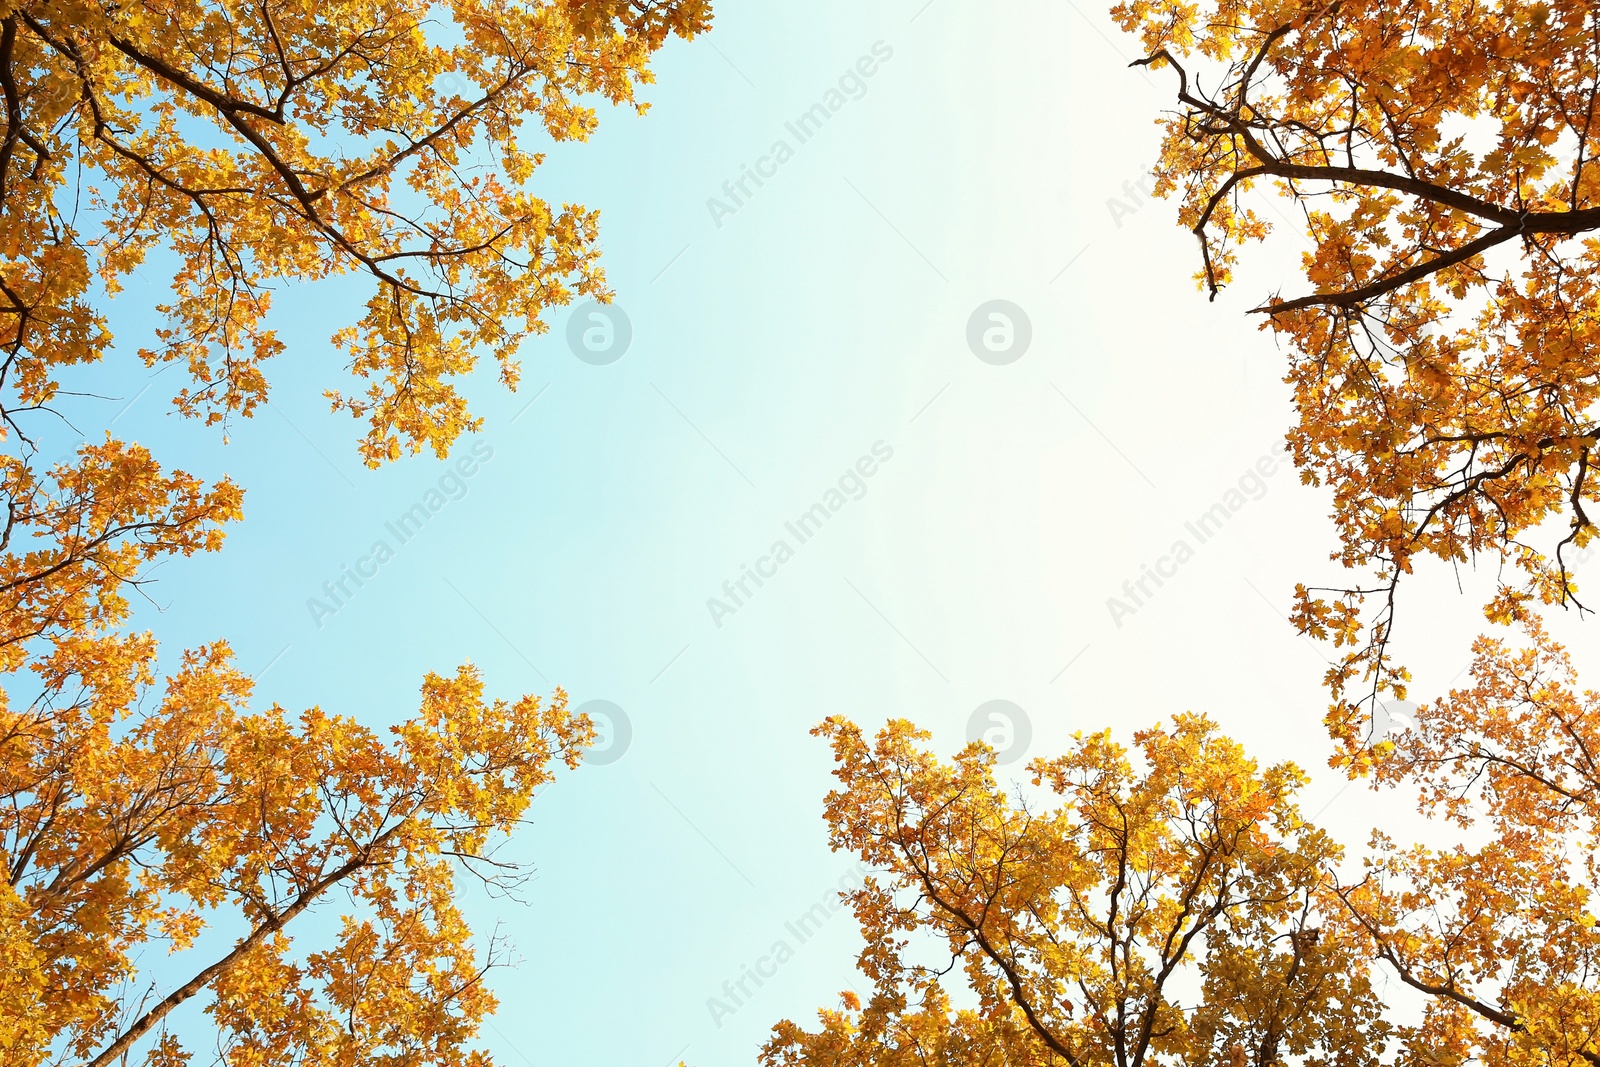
767, 644, 1600, 1067
0, 0, 707, 1062
6, 0, 706, 466
1336, 614, 1600, 1067
762, 717, 1389, 1067
1108, 0, 1600, 739
1, 645, 590, 1067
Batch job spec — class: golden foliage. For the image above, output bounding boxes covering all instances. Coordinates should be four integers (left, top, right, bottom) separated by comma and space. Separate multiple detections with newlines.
1110, 0, 1600, 733
1341, 616, 1600, 1067
769, 669, 1600, 1067
0, 0, 704, 1061
1, 0, 707, 465
0, 640, 591, 1066
764, 717, 1387, 1067
0, 441, 242, 671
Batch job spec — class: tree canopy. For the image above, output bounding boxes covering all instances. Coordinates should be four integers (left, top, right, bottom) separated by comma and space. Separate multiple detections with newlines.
767, 624, 1600, 1067
5, 0, 706, 466
0, 0, 706, 1063
3, 649, 590, 1067
1116, 0, 1600, 736
12, 0, 1600, 1063
762, 717, 1384, 1067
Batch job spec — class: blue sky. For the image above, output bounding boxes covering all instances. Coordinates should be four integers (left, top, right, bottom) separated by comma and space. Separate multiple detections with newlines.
49, 0, 1600, 1063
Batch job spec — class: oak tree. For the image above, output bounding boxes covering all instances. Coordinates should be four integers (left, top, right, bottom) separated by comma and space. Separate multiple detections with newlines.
763, 717, 1388, 1067
1103, 15, 1600, 1057
5, 0, 707, 465
1343, 612, 1600, 1067
1113, 0, 1600, 738
2, 646, 591, 1067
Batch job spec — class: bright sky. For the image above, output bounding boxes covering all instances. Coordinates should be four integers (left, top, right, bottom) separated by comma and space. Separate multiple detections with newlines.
65, 0, 1600, 1064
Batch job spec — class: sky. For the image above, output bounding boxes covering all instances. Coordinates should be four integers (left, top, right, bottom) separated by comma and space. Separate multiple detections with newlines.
48, 0, 1600, 1064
